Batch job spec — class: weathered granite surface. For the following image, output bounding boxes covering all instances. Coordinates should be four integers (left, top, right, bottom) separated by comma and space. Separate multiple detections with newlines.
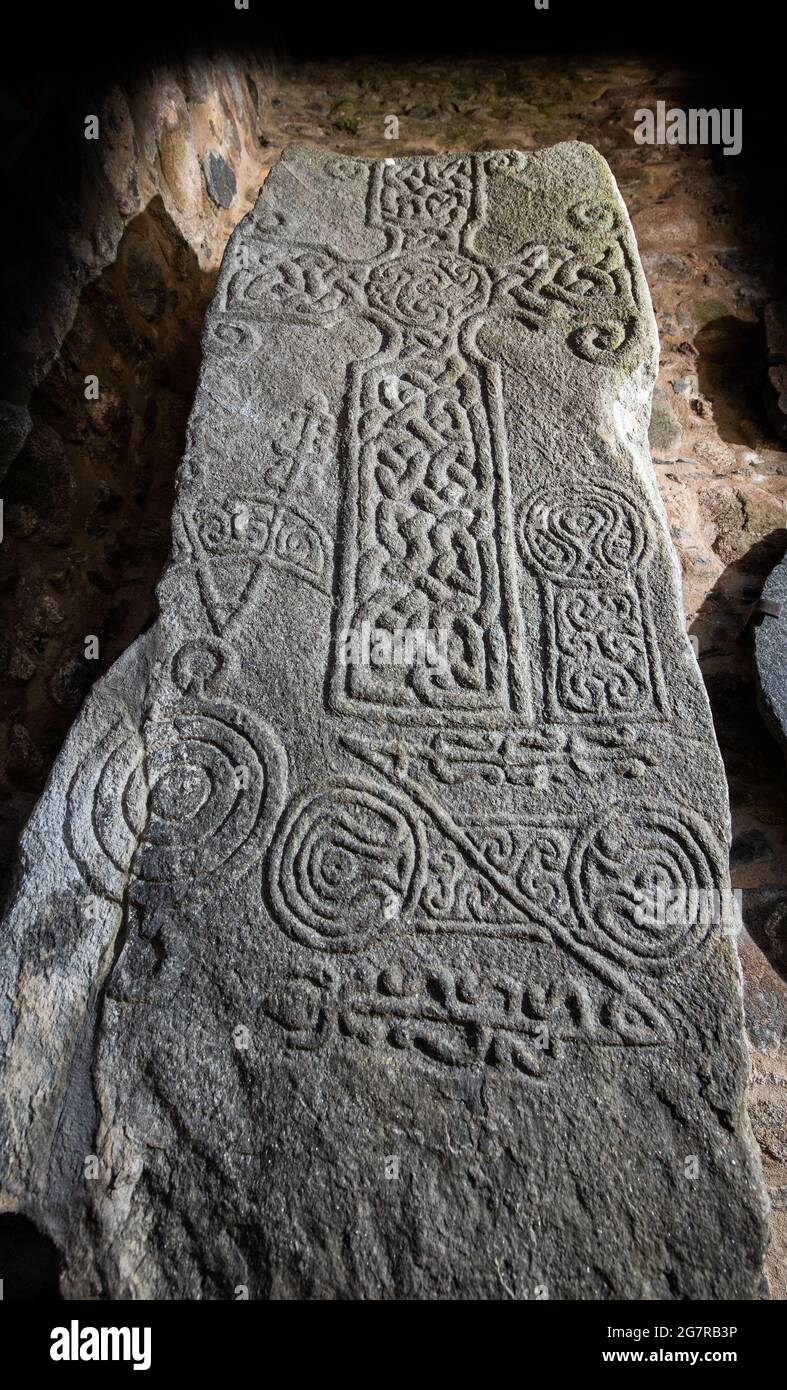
0, 144, 769, 1299
755, 554, 787, 765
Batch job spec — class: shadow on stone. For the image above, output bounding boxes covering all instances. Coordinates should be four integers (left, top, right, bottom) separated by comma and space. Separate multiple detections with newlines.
695, 314, 771, 446
0, 1214, 62, 1299
742, 886, 787, 988
691, 527, 787, 982
0, 197, 216, 894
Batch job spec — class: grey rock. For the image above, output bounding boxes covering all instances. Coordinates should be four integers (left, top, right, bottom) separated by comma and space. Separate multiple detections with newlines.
641, 252, 693, 285
730, 828, 772, 867
648, 387, 682, 458
764, 298, 787, 440
755, 551, 787, 765
0, 144, 768, 1299
203, 151, 237, 210
742, 885, 787, 975
0, 400, 32, 483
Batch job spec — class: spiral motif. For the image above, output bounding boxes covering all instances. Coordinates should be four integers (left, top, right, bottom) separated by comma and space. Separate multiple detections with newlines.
66, 721, 146, 902
65, 702, 287, 906
133, 706, 286, 898
207, 318, 263, 363
569, 804, 726, 969
568, 319, 631, 362
485, 151, 528, 177
366, 253, 488, 341
268, 781, 428, 951
568, 200, 617, 234
520, 485, 647, 584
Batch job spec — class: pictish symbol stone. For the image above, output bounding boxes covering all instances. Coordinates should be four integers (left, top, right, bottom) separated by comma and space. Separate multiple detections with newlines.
0, 143, 768, 1300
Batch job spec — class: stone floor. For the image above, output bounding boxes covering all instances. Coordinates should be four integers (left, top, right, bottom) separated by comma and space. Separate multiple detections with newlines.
2, 50, 785, 1295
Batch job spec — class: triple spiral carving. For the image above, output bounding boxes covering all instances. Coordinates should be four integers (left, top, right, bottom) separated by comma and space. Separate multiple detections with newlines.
66, 701, 287, 905
267, 781, 428, 952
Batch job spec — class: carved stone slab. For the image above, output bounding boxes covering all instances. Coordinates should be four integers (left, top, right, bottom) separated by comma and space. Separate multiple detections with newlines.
755, 551, 787, 766
0, 144, 768, 1299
